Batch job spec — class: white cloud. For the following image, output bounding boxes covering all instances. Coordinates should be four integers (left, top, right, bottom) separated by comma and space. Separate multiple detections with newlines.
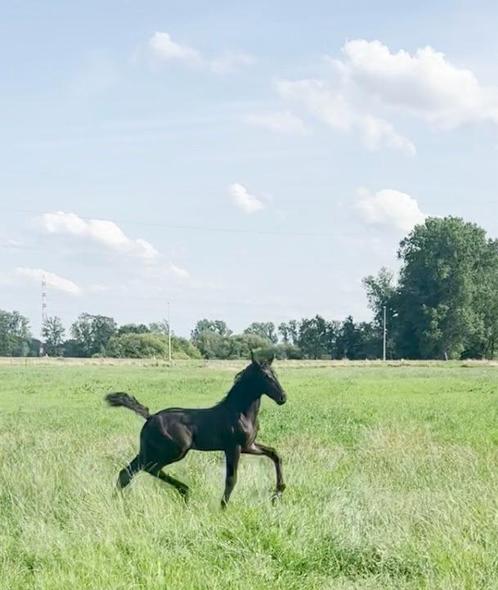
15, 268, 82, 296
277, 79, 352, 130
273, 40, 498, 152
277, 79, 415, 155
40, 211, 159, 261
360, 115, 416, 155
169, 263, 190, 280
244, 110, 308, 135
228, 183, 265, 214
355, 188, 426, 232
146, 32, 254, 74
148, 32, 201, 64
210, 52, 255, 74
338, 39, 498, 128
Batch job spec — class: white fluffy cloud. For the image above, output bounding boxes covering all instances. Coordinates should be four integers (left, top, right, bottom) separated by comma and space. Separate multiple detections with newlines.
339, 40, 498, 128
355, 188, 426, 232
273, 39, 498, 153
277, 79, 415, 155
360, 115, 416, 155
148, 32, 201, 64
228, 183, 265, 214
16, 267, 82, 296
40, 211, 158, 261
244, 110, 308, 135
147, 32, 254, 74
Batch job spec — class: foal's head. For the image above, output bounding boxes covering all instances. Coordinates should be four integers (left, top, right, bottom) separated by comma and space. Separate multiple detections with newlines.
237, 352, 287, 405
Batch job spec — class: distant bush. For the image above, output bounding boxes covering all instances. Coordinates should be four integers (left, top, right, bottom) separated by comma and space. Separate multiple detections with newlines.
106, 333, 202, 359
275, 343, 302, 359
172, 336, 202, 359
106, 333, 168, 358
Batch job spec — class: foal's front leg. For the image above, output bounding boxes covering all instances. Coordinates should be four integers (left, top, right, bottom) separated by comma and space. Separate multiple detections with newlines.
243, 442, 286, 501
221, 445, 241, 509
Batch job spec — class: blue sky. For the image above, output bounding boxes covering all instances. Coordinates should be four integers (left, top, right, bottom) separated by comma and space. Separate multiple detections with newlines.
1, 1, 498, 337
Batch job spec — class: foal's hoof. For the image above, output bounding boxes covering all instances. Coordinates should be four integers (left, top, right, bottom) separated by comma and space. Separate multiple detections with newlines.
178, 486, 190, 499
271, 492, 283, 505
179, 491, 190, 504
271, 484, 286, 504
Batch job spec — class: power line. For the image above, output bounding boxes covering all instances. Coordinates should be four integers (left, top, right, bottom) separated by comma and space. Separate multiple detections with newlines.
1, 208, 344, 239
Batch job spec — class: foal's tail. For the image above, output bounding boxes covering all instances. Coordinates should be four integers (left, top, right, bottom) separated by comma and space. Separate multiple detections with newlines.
105, 392, 150, 420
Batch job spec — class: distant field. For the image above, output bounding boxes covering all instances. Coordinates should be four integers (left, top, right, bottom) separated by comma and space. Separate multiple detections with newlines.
1, 362, 497, 589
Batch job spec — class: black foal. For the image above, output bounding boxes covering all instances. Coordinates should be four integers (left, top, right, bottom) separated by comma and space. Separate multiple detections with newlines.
106, 353, 287, 508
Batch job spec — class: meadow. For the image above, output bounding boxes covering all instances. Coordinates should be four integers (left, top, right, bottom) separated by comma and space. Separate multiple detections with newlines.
0, 360, 497, 589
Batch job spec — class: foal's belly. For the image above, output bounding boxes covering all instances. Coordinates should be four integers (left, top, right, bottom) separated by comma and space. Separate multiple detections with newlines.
191, 425, 255, 451
191, 434, 227, 452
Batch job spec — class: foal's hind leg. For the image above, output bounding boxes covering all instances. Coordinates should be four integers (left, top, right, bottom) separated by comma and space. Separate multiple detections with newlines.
141, 440, 191, 500
243, 442, 286, 501
145, 464, 190, 501
117, 455, 141, 490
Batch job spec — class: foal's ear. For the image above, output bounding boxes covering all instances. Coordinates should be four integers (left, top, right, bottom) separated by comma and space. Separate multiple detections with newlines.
250, 349, 256, 363
268, 353, 275, 365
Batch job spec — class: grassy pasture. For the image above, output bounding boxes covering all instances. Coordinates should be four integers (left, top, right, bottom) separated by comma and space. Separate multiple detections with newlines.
0, 361, 497, 589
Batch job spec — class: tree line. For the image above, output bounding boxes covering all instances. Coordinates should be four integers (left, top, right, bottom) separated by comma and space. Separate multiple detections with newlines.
1, 216, 497, 360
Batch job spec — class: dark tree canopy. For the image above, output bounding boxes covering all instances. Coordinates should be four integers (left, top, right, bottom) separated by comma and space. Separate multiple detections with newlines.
117, 323, 150, 336
70, 313, 117, 357
191, 319, 232, 340
42, 316, 65, 356
0, 310, 32, 356
278, 320, 299, 345
243, 322, 278, 344
396, 217, 498, 359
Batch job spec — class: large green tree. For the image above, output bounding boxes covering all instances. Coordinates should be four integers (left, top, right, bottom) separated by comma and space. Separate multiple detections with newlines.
362, 267, 397, 358
70, 313, 117, 357
191, 319, 231, 340
148, 320, 170, 336
396, 217, 498, 359
336, 316, 364, 359
0, 310, 31, 356
278, 320, 299, 345
297, 315, 337, 359
243, 322, 278, 344
191, 319, 233, 358
42, 316, 65, 356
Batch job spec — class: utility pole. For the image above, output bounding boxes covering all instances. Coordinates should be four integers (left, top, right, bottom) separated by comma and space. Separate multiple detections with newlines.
41, 274, 48, 356
383, 304, 387, 362
41, 273, 48, 326
167, 301, 172, 363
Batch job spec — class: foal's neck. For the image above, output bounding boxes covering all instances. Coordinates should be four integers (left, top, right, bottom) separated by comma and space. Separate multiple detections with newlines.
222, 379, 261, 419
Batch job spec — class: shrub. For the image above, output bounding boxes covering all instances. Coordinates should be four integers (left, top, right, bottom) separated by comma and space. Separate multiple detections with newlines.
106, 333, 168, 358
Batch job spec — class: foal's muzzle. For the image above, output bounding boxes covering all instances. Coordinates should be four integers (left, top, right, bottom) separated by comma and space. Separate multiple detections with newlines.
276, 392, 287, 405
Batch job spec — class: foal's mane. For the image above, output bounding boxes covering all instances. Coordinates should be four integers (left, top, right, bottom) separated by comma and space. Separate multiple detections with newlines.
233, 364, 253, 384
215, 363, 257, 407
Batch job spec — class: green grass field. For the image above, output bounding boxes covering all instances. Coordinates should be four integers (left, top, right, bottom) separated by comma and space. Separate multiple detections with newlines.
1, 360, 497, 589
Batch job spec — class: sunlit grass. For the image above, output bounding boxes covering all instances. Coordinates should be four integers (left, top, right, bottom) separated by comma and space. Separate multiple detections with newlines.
1, 362, 497, 589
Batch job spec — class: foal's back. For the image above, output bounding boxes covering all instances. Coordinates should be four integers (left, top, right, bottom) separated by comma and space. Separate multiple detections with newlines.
142, 403, 234, 453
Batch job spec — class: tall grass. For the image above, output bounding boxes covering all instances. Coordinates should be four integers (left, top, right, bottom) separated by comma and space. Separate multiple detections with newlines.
1, 363, 497, 589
